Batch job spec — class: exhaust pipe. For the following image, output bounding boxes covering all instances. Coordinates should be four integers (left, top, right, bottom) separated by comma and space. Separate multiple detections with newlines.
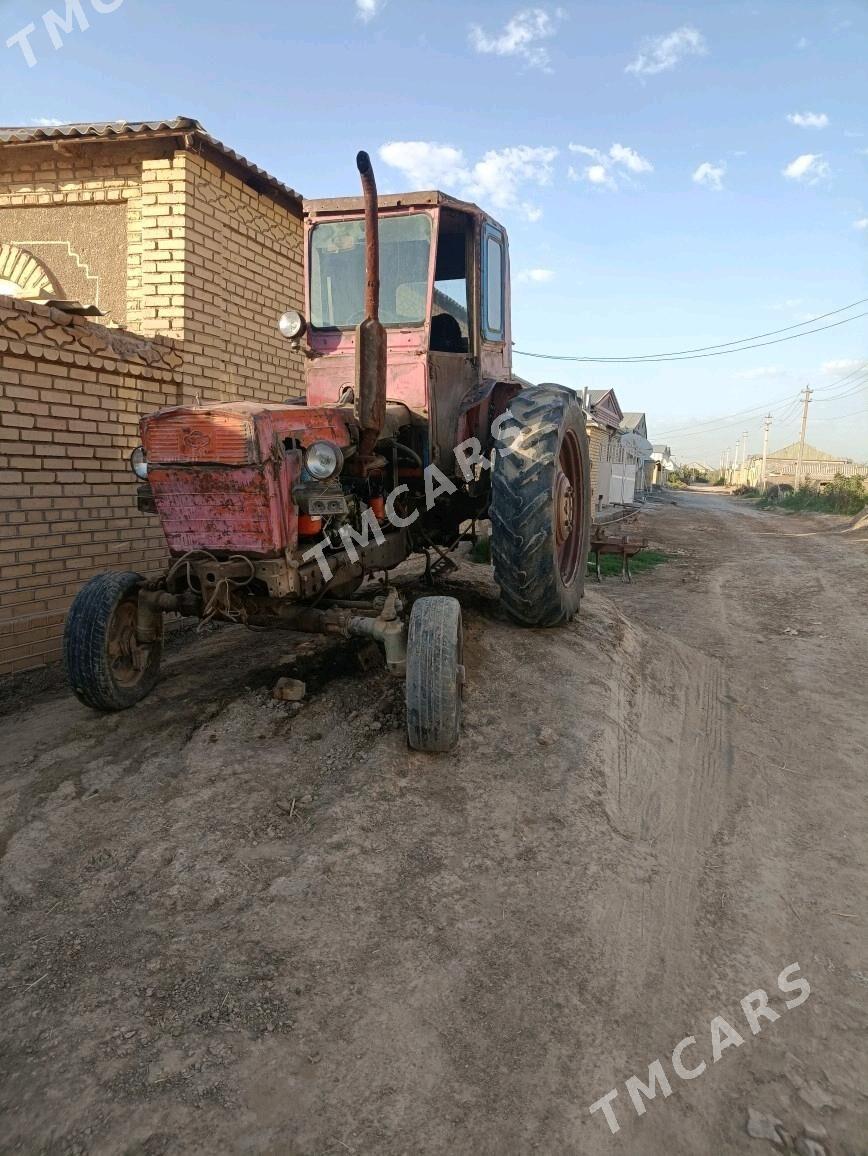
354, 150, 387, 466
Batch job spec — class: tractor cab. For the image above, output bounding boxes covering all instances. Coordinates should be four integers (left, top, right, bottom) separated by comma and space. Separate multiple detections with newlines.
295, 192, 513, 470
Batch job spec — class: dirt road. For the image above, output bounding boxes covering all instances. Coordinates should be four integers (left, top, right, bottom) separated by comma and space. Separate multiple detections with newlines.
1, 491, 866, 1155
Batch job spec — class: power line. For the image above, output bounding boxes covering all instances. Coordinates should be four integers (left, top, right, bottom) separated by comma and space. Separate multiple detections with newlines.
653, 368, 868, 439
515, 301, 868, 363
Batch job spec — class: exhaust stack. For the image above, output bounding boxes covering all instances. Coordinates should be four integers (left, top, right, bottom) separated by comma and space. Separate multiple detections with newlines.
354, 150, 387, 466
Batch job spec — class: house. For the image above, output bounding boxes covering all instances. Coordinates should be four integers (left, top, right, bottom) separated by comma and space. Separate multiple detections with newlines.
0, 117, 305, 402
741, 442, 868, 489
0, 118, 307, 674
617, 412, 653, 502
649, 444, 675, 488
584, 388, 624, 513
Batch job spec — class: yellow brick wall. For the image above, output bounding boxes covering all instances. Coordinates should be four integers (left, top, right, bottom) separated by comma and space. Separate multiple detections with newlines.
178, 152, 305, 403
0, 297, 182, 675
0, 139, 306, 399
1, 138, 307, 674
0, 139, 166, 326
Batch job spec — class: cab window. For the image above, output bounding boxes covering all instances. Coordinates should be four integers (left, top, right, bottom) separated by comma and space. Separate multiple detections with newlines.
482, 224, 504, 341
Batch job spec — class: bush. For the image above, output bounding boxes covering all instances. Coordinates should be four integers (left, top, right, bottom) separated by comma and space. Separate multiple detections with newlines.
757, 475, 865, 516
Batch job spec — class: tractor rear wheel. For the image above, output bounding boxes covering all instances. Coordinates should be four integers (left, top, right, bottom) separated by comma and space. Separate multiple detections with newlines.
490, 383, 591, 626
405, 596, 463, 752
64, 571, 161, 711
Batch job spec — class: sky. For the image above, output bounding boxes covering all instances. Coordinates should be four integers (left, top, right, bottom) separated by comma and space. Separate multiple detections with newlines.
1, 0, 867, 465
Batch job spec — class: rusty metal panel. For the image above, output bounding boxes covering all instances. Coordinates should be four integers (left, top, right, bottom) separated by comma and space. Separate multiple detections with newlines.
149, 461, 296, 557
142, 409, 257, 465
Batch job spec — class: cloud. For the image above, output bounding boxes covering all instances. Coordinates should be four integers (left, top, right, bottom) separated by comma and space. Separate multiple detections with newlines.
782, 153, 831, 183
608, 142, 653, 173
692, 161, 726, 190
567, 141, 653, 190
626, 25, 707, 77
469, 7, 564, 72
516, 268, 555, 283
355, 0, 385, 20
378, 140, 558, 220
31, 117, 63, 126
822, 358, 864, 374
378, 141, 468, 188
854, 217, 868, 231
787, 111, 829, 129
795, 36, 809, 49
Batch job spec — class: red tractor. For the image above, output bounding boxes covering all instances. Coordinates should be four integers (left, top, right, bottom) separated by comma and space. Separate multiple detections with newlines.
64, 152, 591, 751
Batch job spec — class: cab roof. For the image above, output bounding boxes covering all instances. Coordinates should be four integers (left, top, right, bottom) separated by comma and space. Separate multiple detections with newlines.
304, 189, 503, 231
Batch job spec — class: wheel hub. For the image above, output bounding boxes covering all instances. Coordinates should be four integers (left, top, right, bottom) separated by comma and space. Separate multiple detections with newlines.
108, 601, 145, 685
555, 468, 575, 546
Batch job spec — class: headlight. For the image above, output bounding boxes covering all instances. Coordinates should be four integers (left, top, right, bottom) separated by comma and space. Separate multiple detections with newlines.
130, 446, 148, 480
304, 441, 343, 480
278, 309, 307, 340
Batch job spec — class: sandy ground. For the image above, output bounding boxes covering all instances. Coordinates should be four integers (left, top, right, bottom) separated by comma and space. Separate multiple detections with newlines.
0, 489, 866, 1156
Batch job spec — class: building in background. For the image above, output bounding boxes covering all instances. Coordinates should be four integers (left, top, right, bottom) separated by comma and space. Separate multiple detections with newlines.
649, 444, 675, 488
584, 388, 624, 513
617, 411, 653, 503
737, 442, 868, 490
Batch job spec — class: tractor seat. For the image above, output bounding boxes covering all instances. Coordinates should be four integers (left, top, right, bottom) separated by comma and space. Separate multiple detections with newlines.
430, 311, 467, 354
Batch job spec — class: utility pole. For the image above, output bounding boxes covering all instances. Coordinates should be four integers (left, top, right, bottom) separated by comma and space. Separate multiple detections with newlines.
760, 414, 772, 492
794, 386, 813, 490
740, 431, 749, 482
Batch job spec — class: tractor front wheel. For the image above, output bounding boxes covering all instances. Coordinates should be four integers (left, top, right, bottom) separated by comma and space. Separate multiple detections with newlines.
490, 384, 591, 626
405, 596, 463, 752
64, 571, 162, 711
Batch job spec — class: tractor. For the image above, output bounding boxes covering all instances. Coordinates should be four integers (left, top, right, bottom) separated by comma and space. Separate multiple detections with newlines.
64, 152, 591, 751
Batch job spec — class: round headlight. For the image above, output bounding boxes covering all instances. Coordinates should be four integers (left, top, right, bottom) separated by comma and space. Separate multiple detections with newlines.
304, 441, 343, 481
278, 310, 307, 340
130, 446, 148, 480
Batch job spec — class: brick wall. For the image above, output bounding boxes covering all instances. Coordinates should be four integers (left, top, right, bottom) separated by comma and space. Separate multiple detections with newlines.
1, 138, 306, 401
179, 152, 305, 402
0, 139, 164, 325
1, 136, 307, 674
0, 297, 182, 675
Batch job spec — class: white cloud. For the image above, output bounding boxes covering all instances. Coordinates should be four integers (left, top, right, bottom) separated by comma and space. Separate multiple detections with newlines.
854, 217, 868, 231
516, 268, 555, 283
822, 358, 864, 374
608, 143, 653, 174
795, 36, 809, 50
782, 153, 831, 183
31, 117, 63, 127
469, 7, 564, 72
692, 161, 726, 190
378, 140, 557, 220
626, 25, 707, 77
378, 141, 467, 188
356, 0, 385, 20
567, 141, 653, 190
787, 111, 829, 129
585, 164, 614, 187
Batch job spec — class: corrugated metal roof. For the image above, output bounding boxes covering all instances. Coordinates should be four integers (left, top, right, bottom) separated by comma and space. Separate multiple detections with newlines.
0, 118, 302, 213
